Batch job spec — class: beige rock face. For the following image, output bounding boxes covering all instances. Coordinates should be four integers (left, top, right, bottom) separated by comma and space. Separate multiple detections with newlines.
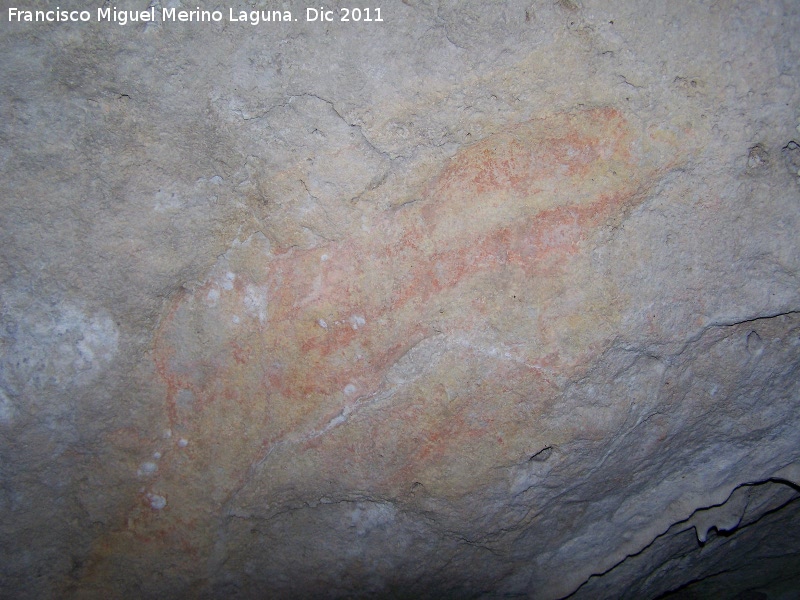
1, 2, 799, 599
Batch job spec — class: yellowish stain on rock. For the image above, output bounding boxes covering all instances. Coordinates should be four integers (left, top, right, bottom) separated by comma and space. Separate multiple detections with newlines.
72, 106, 690, 595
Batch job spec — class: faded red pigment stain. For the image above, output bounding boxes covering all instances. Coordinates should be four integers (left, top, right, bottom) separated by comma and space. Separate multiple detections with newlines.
166, 107, 676, 493
296, 357, 560, 499
153, 109, 674, 437
74, 107, 687, 592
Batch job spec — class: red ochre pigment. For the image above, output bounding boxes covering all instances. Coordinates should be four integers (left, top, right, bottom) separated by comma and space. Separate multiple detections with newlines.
76, 107, 688, 592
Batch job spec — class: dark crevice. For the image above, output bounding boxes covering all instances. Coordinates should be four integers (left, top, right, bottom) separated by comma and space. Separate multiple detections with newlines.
562, 478, 800, 599
529, 446, 553, 462
653, 568, 736, 599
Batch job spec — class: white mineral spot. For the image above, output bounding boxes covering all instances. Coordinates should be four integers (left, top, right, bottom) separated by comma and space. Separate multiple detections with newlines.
153, 451, 162, 460
318, 319, 328, 329
348, 502, 396, 536
138, 462, 158, 477
207, 287, 220, 305
152, 190, 181, 212
64, 306, 119, 382
232, 315, 240, 324
344, 383, 357, 396
321, 253, 329, 262
349, 315, 366, 330
223, 272, 235, 290
147, 493, 167, 510
178, 438, 188, 448
243, 285, 268, 324
328, 414, 347, 427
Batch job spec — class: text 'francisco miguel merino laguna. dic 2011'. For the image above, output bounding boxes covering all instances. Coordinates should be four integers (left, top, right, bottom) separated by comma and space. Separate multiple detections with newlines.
7, 6, 384, 25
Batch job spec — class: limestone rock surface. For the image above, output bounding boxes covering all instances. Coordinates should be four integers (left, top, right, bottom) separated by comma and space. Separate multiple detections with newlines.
1, 1, 799, 598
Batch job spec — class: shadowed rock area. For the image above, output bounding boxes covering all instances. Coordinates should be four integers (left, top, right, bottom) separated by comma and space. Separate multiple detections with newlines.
1, 1, 799, 598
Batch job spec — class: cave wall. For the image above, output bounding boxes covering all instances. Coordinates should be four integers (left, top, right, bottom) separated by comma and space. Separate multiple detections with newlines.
1, 1, 799, 598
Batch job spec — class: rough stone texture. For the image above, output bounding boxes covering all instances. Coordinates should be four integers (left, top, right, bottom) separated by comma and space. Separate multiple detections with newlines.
1, 1, 799, 598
